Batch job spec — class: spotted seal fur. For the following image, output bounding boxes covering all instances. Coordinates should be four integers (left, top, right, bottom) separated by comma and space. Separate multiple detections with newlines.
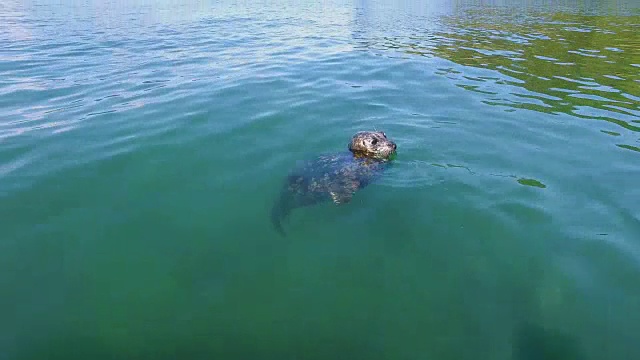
270, 130, 397, 236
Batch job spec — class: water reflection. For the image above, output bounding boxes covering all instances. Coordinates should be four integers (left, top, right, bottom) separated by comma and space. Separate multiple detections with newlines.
353, 2, 640, 138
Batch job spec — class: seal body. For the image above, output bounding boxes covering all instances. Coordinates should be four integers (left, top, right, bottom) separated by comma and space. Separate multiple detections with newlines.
271, 131, 397, 236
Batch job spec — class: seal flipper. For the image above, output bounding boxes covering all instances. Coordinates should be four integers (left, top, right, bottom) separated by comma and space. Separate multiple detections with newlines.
270, 206, 287, 236
270, 175, 312, 237
329, 178, 360, 205
330, 191, 353, 204
270, 189, 291, 237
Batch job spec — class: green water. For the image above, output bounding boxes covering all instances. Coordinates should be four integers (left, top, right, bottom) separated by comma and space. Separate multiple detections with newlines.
1, 0, 639, 359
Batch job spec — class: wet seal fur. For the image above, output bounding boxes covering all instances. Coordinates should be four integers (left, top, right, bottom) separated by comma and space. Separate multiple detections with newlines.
270, 130, 397, 236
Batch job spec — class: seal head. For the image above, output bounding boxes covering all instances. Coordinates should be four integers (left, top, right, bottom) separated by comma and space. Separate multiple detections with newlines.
348, 131, 397, 160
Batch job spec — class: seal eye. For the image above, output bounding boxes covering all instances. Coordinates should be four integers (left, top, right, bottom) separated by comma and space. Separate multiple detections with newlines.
371, 138, 378, 145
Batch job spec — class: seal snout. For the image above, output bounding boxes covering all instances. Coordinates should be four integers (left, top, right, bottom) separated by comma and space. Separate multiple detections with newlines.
385, 140, 397, 154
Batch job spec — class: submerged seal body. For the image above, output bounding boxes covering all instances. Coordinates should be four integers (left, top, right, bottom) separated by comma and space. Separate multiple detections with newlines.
270, 130, 397, 236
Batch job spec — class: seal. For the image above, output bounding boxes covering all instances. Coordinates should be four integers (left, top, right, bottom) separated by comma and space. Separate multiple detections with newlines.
270, 130, 397, 236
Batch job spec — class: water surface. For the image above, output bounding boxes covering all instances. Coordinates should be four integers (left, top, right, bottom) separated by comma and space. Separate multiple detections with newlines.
1, 0, 639, 359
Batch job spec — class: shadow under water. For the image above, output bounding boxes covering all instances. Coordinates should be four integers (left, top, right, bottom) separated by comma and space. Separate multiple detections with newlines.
513, 322, 587, 360
14, 324, 589, 360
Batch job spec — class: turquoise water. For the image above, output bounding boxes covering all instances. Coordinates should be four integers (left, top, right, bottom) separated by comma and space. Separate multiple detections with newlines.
1, 0, 639, 358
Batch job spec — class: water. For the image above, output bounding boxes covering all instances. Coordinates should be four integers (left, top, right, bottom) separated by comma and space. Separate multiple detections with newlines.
1, 0, 639, 358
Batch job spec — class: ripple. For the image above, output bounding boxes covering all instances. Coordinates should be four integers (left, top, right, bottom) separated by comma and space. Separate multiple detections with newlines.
352, 6, 640, 148
517, 178, 547, 188
617, 144, 640, 153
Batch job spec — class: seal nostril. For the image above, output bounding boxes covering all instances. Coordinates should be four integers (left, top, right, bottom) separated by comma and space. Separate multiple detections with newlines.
392, 143, 397, 150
